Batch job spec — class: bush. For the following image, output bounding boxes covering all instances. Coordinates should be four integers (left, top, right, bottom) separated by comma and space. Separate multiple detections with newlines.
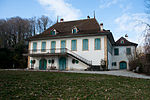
129, 53, 150, 74
0, 48, 14, 69
0, 42, 27, 69
129, 57, 143, 72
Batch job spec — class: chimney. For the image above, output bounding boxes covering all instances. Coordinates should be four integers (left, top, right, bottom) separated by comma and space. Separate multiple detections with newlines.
60, 18, 64, 22
125, 34, 128, 40
100, 23, 103, 31
87, 16, 90, 19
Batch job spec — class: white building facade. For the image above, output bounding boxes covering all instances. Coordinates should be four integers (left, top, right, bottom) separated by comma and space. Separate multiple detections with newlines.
25, 18, 137, 70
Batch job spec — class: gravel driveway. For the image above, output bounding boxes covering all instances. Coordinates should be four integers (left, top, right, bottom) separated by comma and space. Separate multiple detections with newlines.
64, 70, 150, 79
2, 69, 150, 79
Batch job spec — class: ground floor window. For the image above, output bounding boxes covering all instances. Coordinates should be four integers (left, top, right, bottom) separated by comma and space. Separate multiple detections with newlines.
112, 62, 117, 66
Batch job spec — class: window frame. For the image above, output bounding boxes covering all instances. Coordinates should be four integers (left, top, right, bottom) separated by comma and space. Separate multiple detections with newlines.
120, 40, 124, 44
51, 29, 57, 35
82, 39, 89, 51
60, 40, 66, 52
72, 26, 78, 34
51, 41, 56, 53
94, 38, 101, 50
114, 48, 119, 56
71, 39, 77, 51
41, 41, 46, 52
33, 42, 37, 52
60, 40, 66, 48
112, 62, 117, 66
126, 48, 131, 55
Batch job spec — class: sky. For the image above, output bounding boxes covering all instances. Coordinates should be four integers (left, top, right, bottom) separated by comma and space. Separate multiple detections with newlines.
0, 0, 150, 45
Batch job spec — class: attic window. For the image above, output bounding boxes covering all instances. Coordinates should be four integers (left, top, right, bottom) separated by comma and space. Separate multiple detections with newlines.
51, 29, 56, 35
120, 40, 124, 44
72, 26, 77, 34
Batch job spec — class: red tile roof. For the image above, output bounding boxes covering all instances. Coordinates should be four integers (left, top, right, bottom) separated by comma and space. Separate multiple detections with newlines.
115, 37, 138, 46
28, 18, 115, 44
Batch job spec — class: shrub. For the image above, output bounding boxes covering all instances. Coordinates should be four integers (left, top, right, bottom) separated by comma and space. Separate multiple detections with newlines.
129, 57, 143, 72
129, 53, 150, 74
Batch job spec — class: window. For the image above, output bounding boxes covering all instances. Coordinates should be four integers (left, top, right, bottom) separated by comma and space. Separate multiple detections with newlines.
48, 59, 54, 64
72, 59, 79, 64
83, 39, 88, 50
51, 41, 56, 53
114, 48, 119, 55
120, 40, 124, 44
61, 40, 66, 52
95, 38, 101, 50
33, 42, 37, 52
71, 40, 77, 51
51, 31, 55, 35
112, 62, 117, 66
72, 27, 77, 34
41, 42, 46, 52
51, 29, 56, 35
126, 48, 131, 55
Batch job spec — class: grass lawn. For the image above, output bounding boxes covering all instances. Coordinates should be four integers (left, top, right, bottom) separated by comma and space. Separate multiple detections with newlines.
0, 70, 150, 99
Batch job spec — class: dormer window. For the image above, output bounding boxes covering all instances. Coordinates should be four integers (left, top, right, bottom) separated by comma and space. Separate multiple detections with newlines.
51, 29, 57, 35
120, 40, 124, 44
72, 26, 78, 34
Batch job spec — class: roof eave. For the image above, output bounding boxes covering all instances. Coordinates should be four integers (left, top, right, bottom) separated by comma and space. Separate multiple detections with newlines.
27, 32, 110, 41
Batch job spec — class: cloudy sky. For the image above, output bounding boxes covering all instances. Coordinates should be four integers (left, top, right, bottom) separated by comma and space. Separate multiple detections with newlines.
0, 0, 150, 45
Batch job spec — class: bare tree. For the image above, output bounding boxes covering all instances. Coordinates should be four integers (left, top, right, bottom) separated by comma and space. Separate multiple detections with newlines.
144, 26, 150, 53
144, 0, 150, 54
0, 15, 53, 48
37, 15, 53, 33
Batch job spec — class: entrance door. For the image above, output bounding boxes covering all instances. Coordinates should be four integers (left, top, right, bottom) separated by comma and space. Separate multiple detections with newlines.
120, 61, 127, 69
61, 40, 66, 52
39, 59, 47, 70
59, 57, 66, 70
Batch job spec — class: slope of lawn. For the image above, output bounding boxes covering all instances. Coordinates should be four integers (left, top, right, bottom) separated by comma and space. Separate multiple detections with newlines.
0, 70, 150, 99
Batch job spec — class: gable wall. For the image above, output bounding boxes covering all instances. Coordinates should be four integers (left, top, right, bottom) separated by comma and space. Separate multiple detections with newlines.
112, 46, 136, 69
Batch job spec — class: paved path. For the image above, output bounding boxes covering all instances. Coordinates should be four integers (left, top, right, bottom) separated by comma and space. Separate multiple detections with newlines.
63, 70, 150, 79
2, 69, 150, 79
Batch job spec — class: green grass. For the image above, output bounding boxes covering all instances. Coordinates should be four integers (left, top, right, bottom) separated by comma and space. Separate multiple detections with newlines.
0, 70, 150, 100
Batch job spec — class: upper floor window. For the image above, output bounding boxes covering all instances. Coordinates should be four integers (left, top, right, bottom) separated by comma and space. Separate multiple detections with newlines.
61, 40, 66, 52
114, 48, 119, 56
83, 39, 88, 51
41, 42, 46, 52
71, 40, 77, 51
51, 29, 56, 35
51, 41, 56, 53
72, 26, 77, 34
95, 38, 101, 50
33, 42, 37, 52
126, 48, 131, 55
120, 40, 124, 44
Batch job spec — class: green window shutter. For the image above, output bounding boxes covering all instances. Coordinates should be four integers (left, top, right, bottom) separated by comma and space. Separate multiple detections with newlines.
61, 40, 66, 48
33, 42, 37, 52
71, 40, 77, 51
61, 40, 66, 52
73, 29, 77, 33
51, 41, 56, 49
51, 31, 55, 35
95, 38, 101, 50
126, 48, 131, 55
114, 48, 119, 55
83, 39, 88, 50
41, 42, 46, 52
51, 41, 56, 53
